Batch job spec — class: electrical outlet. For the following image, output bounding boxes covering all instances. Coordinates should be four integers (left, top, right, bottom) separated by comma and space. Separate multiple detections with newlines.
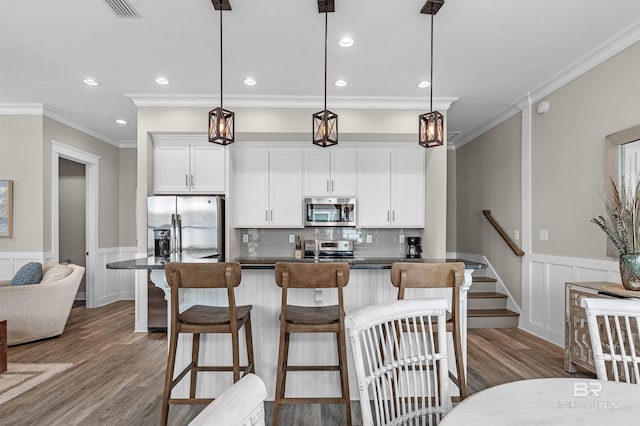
242, 234, 249, 243
514, 230, 520, 241
399, 234, 405, 243
366, 235, 373, 243
289, 234, 295, 243
539, 230, 548, 241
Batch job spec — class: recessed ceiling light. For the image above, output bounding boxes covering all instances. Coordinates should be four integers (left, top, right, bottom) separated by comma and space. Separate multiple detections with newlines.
244, 77, 257, 86
334, 80, 347, 87
115, 119, 128, 125
338, 36, 354, 47
155, 77, 169, 85
83, 78, 100, 87
418, 80, 431, 89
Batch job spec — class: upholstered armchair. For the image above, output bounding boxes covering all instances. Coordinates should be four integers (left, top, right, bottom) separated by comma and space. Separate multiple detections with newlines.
0, 263, 85, 345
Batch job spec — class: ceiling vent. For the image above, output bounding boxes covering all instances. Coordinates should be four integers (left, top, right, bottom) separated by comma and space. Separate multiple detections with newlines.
103, 0, 140, 17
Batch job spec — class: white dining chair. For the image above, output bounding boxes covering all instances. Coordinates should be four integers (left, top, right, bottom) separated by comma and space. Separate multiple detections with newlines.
581, 297, 640, 384
345, 298, 453, 426
187, 373, 267, 426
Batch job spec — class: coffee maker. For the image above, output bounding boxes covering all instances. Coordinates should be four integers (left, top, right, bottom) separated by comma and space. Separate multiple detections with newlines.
153, 229, 171, 258
406, 236, 422, 259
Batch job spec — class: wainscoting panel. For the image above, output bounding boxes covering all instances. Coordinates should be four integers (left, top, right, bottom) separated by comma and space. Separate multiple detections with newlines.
525, 254, 619, 347
0, 252, 54, 281
95, 247, 138, 307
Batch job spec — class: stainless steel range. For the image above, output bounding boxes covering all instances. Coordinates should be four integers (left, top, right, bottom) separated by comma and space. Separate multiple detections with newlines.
303, 240, 354, 259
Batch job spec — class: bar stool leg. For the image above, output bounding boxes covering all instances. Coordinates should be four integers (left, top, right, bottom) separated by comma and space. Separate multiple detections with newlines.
231, 327, 241, 383
244, 312, 255, 375
337, 328, 352, 426
452, 329, 468, 399
161, 328, 179, 426
272, 322, 288, 426
190, 333, 200, 399
281, 331, 291, 399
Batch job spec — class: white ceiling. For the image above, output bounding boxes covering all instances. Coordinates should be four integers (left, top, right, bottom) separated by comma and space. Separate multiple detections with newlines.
2, 0, 640, 146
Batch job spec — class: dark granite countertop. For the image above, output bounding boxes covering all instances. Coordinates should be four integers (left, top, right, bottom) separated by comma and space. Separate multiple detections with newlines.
106, 254, 221, 270
107, 256, 485, 271
231, 257, 486, 270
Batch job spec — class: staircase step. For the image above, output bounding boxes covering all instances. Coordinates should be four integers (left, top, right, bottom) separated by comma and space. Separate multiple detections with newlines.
468, 292, 507, 299
472, 276, 497, 283
468, 292, 508, 310
467, 309, 519, 329
469, 276, 498, 293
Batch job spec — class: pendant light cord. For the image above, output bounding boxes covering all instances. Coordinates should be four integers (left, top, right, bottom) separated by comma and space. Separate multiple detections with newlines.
324, 11, 328, 112
429, 13, 434, 113
220, 7, 223, 109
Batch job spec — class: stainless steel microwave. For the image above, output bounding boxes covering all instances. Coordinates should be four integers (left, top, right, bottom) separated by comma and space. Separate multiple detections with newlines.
304, 197, 356, 227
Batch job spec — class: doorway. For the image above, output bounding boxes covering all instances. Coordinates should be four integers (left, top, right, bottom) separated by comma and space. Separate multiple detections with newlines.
59, 158, 86, 304
51, 141, 99, 308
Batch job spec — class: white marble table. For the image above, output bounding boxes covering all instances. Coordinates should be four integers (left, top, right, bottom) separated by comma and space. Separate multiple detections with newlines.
440, 378, 640, 425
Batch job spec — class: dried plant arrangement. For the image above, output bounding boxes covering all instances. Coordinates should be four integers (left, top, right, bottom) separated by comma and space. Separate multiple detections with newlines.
591, 178, 640, 255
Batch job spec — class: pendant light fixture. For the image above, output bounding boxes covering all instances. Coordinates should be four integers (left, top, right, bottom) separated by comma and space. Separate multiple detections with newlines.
418, 0, 444, 148
208, 0, 234, 145
312, 0, 338, 148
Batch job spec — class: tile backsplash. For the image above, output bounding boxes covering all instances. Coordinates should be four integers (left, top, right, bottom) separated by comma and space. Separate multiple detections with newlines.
236, 228, 423, 258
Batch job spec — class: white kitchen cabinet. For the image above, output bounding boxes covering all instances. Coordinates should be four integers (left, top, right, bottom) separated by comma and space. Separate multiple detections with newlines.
303, 150, 356, 196
357, 149, 424, 228
153, 137, 225, 194
235, 149, 303, 228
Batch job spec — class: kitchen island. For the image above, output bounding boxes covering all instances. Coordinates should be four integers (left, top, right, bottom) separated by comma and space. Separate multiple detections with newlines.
107, 256, 483, 400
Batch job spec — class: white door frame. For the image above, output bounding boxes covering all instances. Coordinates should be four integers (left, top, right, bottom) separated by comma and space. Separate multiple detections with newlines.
51, 140, 100, 308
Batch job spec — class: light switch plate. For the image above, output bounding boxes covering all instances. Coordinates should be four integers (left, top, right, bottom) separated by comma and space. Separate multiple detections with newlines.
289, 234, 295, 243
366, 235, 373, 243
243, 234, 249, 243
539, 230, 548, 241
514, 230, 520, 241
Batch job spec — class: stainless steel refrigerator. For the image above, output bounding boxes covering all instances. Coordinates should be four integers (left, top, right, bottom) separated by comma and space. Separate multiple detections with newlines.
146, 195, 225, 330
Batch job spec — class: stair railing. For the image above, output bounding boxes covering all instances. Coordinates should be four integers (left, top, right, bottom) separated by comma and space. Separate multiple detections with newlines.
482, 210, 525, 257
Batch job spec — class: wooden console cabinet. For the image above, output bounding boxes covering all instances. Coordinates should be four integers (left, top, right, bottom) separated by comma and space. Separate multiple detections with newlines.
564, 282, 623, 374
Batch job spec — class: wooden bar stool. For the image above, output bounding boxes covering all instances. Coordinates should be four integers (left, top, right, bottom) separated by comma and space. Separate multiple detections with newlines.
272, 262, 352, 426
390, 261, 468, 400
161, 262, 255, 426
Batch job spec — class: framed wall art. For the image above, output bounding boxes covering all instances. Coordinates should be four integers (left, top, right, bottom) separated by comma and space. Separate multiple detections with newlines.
0, 180, 13, 237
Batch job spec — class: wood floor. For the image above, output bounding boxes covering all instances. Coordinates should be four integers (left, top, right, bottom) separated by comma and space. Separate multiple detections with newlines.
1, 301, 593, 425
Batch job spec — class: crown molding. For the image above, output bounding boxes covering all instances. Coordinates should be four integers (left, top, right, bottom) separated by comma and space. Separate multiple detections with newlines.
119, 140, 137, 149
0, 103, 124, 148
0, 103, 45, 115
125, 94, 459, 111
43, 107, 120, 147
457, 18, 640, 149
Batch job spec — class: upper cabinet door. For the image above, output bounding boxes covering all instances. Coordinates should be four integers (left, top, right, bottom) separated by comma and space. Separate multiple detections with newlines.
357, 151, 391, 227
330, 151, 357, 196
391, 150, 425, 227
270, 150, 303, 227
190, 145, 225, 193
303, 150, 357, 197
303, 151, 331, 196
235, 149, 270, 227
154, 146, 190, 193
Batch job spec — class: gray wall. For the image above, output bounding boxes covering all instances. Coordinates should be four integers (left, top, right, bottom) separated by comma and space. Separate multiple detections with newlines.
43, 117, 122, 249
456, 113, 522, 304
59, 158, 86, 293
0, 114, 136, 256
118, 148, 137, 247
446, 149, 457, 251
0, 115, 45, 251
532, 41, 640, 259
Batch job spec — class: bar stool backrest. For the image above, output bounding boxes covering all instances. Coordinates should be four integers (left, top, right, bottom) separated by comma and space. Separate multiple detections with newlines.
165, 262, 243, 327
274, 262, 350, 289
390, 262, 464, 298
